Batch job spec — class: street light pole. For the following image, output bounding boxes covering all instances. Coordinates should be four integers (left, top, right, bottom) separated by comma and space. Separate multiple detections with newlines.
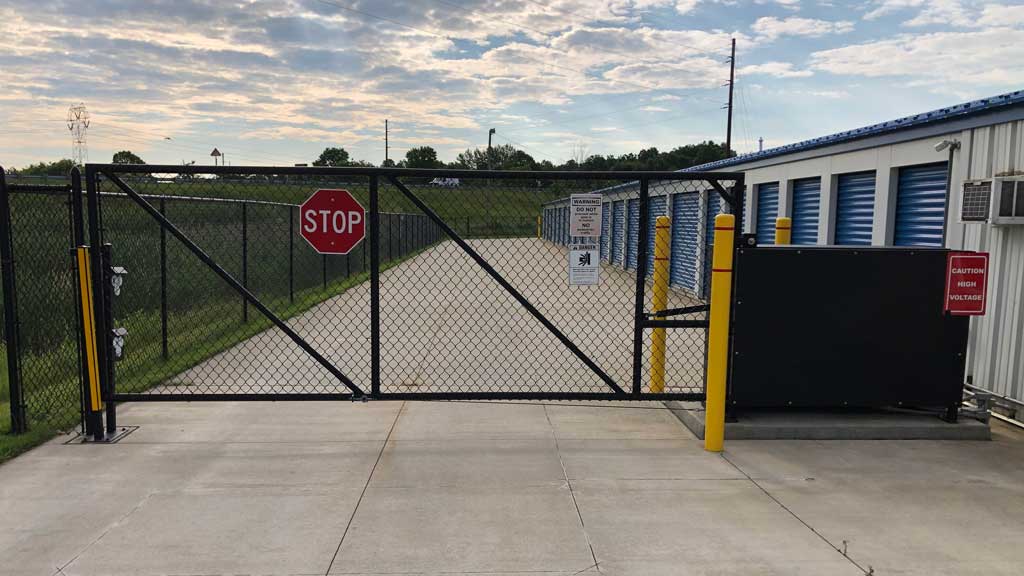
487, 128, 495, 170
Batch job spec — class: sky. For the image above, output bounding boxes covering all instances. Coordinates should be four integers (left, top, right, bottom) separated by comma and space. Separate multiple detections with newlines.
1, 0, 1022, 168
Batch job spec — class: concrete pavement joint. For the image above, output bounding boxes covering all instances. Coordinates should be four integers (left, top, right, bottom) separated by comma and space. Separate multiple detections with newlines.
721, 452, 874, 576
325, 401, 407, 576
543, 404, 602, 573
57, 491, 157, 575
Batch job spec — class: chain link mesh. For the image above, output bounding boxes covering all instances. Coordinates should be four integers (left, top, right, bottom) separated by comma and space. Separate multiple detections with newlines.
2, 185, 82, 431
1, 167, 739, 428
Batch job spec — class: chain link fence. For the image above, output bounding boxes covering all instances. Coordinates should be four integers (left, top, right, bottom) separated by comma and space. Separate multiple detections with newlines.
0, 180, 82, 434
3, 165, 742, 435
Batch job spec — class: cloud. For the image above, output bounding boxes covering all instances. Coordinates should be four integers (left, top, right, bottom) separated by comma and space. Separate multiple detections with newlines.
863, 0, 974, 27
809, 27, 1024, 89
675, 0, 700, 14
978, 4, 1024, 27
641, 105, 671, 112
751, 16, 855, 41
740, 61, 813, 78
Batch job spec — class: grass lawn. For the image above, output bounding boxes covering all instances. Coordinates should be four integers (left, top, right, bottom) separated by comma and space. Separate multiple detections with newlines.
0, 233, 438, 464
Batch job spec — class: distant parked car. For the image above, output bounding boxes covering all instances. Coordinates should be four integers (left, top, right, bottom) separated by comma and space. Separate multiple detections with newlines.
428, 177, 460, 188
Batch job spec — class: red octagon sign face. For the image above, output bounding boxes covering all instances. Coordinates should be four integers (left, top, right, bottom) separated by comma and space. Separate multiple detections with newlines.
299, 189, 366, 254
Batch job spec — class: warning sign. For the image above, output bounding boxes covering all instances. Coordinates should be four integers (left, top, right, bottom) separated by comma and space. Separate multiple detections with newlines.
569, 243, 600, 285
569, 194, 602, 237
944, 252, 988, 316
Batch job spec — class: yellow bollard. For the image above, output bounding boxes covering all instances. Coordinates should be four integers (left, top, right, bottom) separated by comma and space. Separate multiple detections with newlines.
704, 213, 735, 452
775, 217, 792, 245
650, 215, 671, 393
537, 215, 542, 239
75, 247, 103, 412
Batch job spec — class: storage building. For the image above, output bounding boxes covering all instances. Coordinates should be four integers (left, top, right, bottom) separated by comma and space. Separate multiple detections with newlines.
543, 89, 1024, 415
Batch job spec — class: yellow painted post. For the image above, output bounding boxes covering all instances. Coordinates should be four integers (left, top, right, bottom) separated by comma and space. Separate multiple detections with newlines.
705, 214, 735, 452
75, 247, 103, 413
649, 215, 671, 393
775, 217, 792, 245
537, 215, 542, 239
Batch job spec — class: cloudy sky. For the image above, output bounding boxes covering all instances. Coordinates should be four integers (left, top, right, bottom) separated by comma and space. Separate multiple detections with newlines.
1, 0, 1022, 168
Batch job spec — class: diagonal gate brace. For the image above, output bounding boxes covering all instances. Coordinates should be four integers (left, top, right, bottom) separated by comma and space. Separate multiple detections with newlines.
388, 176, 627, 396
102, 171, 365, 397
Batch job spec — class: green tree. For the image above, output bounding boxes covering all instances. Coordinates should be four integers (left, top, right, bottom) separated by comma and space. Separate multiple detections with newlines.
453, 144, 535, 171
312, 147, 352, 167
112, 150, 145, 164
18, 159, 77, 176
404, 146, 442, 169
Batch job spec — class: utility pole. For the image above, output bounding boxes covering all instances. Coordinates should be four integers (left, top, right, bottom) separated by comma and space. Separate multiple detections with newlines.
385, 119, 389, 165
726, 38, 736, 156
67, 103, 90, 166
487, 128, 495, 170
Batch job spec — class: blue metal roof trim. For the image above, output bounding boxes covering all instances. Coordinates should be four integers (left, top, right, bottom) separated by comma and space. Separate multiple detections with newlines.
686, 89, 1024, 172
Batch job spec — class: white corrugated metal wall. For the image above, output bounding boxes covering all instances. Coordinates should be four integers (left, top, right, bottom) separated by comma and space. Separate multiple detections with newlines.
958, 120, 1024, 403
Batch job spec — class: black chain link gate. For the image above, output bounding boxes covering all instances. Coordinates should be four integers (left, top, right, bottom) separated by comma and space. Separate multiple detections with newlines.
78, 165, 742, 418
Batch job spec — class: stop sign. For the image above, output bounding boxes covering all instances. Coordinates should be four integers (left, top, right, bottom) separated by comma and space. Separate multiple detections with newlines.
299, 189, 366, 254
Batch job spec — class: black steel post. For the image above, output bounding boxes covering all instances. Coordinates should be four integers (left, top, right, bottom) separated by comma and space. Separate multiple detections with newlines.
0, 168, 26, 434
160, 199, 168, 360
70, 168, 88, 434
631, 178, 650, 396
369, 175, 380, 397
241, 203, 248, 323
100, 243, 116, 434
71, 168, 85, 246
85, 166, 107, 440
322, 254, 327, 290
289, 206, 294, 303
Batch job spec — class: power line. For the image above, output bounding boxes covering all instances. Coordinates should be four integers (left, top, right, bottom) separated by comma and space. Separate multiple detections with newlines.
490, 132, 559, 161
492, 105, 725, 162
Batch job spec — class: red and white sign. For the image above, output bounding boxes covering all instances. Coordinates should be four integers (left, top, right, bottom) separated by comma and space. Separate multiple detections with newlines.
299, 189, 366, 255
944, 252, 989, 316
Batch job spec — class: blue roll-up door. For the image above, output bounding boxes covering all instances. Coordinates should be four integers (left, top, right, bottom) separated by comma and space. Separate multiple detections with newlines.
755, 182, 779, 245
626, 199, 639, 269
702, 192, 722, 299
645, 196, 668, 276
895, 163, 948, 247
791, 178, 821, 245
599, 203, 610, 260
612, 201, 625, 265
669, 193, 699, 290
835, 171, 875, 246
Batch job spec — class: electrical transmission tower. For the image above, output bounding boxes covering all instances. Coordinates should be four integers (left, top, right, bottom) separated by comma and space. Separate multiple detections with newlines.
67, 103, 90, 165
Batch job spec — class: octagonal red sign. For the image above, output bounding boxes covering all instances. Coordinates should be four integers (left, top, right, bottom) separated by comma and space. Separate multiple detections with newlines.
299, 189, 366, 254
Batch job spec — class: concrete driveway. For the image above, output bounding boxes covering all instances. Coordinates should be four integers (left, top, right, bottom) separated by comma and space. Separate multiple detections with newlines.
2, 400, 1022, 576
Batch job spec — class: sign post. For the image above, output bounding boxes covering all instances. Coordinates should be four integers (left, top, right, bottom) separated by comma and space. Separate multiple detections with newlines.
299, 189, 366, 255
944, 252, 988, 316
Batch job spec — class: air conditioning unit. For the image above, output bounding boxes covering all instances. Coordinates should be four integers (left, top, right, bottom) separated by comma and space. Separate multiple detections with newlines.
960, 176, 1024, 225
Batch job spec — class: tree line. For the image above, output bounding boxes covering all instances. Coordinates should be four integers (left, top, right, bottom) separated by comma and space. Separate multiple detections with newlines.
10, 141, 732, 176
316, 141, 732, 171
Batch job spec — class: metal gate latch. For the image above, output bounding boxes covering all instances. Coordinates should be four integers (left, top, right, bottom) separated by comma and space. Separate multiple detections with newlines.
110, 266, 127, 296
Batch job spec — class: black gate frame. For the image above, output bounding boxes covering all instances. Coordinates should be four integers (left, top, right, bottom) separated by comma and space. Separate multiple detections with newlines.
78, 165, 744, 416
